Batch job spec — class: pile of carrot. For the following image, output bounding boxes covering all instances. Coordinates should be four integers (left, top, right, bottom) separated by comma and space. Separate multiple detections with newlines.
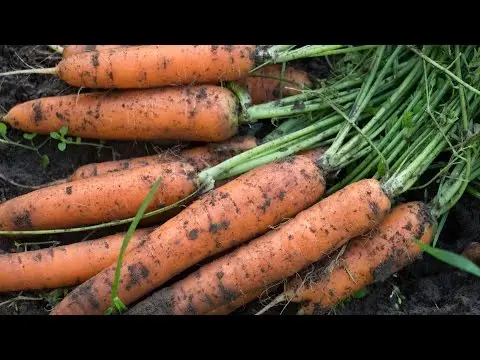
1, 44, 479, 316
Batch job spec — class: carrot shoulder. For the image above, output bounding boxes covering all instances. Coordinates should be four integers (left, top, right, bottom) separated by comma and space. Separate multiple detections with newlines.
0, 227, 154, 292
125, 178, 391, 315
57, 45, 257, 89
3, 85, 239, 142
50, 153, 327, 315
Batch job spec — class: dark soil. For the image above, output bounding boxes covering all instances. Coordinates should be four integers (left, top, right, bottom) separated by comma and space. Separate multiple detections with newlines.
0, 45, 478, 315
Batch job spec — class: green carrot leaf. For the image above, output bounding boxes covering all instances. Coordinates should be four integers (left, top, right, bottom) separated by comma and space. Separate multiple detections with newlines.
57, 142, 67, 152
23, 132, 37, 140
415, 241, 480, 278
40, 154, 50, 168
50, 132, 61, 140
59, 126, 68, 137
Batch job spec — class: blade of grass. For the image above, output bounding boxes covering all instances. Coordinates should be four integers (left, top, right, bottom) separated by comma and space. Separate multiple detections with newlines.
432, 211, 449, 248
105, 176, 163, 315
415, 240, 480, 278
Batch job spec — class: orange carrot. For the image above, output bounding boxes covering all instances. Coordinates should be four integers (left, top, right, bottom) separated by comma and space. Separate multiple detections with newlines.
68, 136, 258, 181
2, 85, 240, 142
5, 45, 259, 89
62, 45, 124, 58
239, 65, 313, 105
0, 161, 198, 231
0, 227, 155, 292
255, 201, 435, 315
50, 153, 327, 315
297, 202, 435, 315
124, 178, 391, 315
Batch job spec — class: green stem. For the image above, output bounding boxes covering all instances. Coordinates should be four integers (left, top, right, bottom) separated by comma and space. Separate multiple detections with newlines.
324, 46, 388, 157
107, 176, 163, 315
221, 123, 343, 179
408, 45, 480, 96
455, 45, 469, 132
271, 45, 346, 63
332, 54, 424, 163
0, 138, 39, 151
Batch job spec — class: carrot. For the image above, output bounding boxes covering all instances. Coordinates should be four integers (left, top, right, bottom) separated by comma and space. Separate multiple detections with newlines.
462, 242, 480, 264
57, 48, 312, 104
0, 45, 350, 89
2, 85, 240, 142
0, 227, 155, 292
125, 178, 391, 315
0, 160, 198, 231
61, 45, 124, 58
239, 65, 313, 105
68, 136, 258, 181
206, 289, 263, 315
255, 201, 435, 315
50, 152, 327, 315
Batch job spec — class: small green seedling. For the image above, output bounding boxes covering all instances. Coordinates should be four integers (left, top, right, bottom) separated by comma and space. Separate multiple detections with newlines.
0, 123, 50, 168
50, 126, 115, 157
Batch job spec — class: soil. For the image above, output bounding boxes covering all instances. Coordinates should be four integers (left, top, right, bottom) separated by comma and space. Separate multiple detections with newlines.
0, 45, 478, 316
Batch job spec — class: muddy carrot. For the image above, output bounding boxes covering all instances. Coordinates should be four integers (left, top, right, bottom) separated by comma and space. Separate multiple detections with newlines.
125, 179, 391, 315
256, 201, 435, 315
2, 85, 240, 142
68, 136, 258, 181
0, 161, 198, 231
0, 45, 355, 89
0, 227, 155, 292
61, 45, 124, 58
50, 152, 328, 315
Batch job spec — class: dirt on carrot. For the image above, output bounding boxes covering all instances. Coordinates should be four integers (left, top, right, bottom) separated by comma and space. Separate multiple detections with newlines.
125, 178, 391, 315
1, 45, 479, 316
3, 85, 240, 142
50, 153, 327, 315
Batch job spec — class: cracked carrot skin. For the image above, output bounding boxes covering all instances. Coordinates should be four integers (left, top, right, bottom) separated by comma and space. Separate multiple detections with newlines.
50, 153, 327, 315
57, 45, 257, 89
0, 227, 154, 292
68, 136, 258, 181
62, 45, 123, 58
294, 201, 435, 315
3, 85, 239, 142
0, 161, 198, 231
239, 65, 313, 105
125, 178, 391, 315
